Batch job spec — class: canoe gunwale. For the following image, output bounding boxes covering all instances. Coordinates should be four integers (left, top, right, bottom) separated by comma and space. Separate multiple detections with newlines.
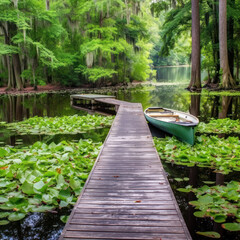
144, 107, 199, 127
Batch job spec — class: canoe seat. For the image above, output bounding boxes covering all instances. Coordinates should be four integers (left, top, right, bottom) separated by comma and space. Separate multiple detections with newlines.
149, 114, 179, 119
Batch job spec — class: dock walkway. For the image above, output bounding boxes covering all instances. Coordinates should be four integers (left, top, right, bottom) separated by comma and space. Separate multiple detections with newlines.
60, 96, 191, 240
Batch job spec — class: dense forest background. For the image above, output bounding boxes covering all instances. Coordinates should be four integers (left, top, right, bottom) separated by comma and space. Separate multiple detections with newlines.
0, 0, 239, 90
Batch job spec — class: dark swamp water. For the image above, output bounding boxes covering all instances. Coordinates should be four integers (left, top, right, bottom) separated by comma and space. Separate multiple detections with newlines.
0, 82, 240, 239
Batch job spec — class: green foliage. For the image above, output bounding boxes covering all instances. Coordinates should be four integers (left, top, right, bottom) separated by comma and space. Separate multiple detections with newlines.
0, 0, 158, 87
196, 231, 220, 238
191, 90, 240, 97
198, 118, 240, 134
78, 67, 117, 82
154, 135, 240, 174
3, 115, 114, 135
0, 43, 19, 55
0, 139, 101, 224
186, 181, 240, 226
222, 223, 240, 231
160, 2, 191, 56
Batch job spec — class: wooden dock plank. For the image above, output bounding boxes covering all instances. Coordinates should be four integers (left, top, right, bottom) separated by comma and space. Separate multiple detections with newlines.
59, 97, 192, 240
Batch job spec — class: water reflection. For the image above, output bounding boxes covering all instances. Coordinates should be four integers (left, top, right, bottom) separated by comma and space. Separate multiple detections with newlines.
0, 86, 240, 124
156, 66, 191, 82
219, 96, 233, 119
189, 95, 201, 118
164, 161, 239, 240
0, 209, 71, 240
0, 93, 81, 123
0, 85, 240, 240
0, 128, 110, 147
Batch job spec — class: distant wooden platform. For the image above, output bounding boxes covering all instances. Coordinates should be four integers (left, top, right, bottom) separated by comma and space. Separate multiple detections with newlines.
60, 97, 191, 240
70, 94, 116, 100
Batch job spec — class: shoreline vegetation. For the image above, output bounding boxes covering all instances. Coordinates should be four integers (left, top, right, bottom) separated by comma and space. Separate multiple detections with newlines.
1, 81, 240, 97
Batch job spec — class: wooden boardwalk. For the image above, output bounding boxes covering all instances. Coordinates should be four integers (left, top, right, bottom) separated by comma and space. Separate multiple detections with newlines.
60, 97, 191, 240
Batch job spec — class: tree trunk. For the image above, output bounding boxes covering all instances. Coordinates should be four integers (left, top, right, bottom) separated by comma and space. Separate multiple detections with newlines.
7, 55, 14, 89
12, 54, 23, 90
227, 0, 235, 76
211, 96, 220, 118
98, 11, 103, 67
219, 96, 233, 119
190, 95, 201, 117
236, 49, 239, 80
46, 0, 50, 10
32, 56, 38, 90
212, 0, 220, 84
219, 0, 236, 89
188, 0, 201, 90
0, 22, 14, 89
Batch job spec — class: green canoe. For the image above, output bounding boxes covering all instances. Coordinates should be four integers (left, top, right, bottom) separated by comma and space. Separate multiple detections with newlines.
144, 107, 199, 145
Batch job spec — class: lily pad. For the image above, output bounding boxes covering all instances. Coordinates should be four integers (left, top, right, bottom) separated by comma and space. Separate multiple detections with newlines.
4, 115, 114, 135
222, 223, 240, 231
0, 220, 9, 225
0, 212, 10, 218
196, 231, 221, 238
194, 211, 205, 218
214, 214, 227, 223
8, 212, 26, 221
60, 215, 69, 223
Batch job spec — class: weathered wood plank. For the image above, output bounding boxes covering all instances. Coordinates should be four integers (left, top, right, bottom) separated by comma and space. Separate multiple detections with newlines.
72, 213, 182, 221
78, 199, 172, 204
67, 225, 185, 233
64, 231, 187, 240
70, 218, 182, 227
59, 97, 192, 240
75, 208, 177, 215
75, 204, 176, 210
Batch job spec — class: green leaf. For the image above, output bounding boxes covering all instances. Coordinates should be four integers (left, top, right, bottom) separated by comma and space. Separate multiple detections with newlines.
34, 181, 46, 192
0, 212, 10, 218
60, 215, 69, 223
198, 195, 213, 204
30, 205, 54, 212
0, 197, 8, 203
194, 211, 205, 218
0, 220, 9, 225
21, 181, 35, 194
42, 194, 52, 204
177, 188, 191, 193
59, 200, 68, 208
174, 178, 183, 182
70, 178, 81, 190
202, 181, 215, 185
59, 189, 71, 200
57, 174, 66, 186
8, 213, 26, 221
0, 148, 7, 157
214, 214, 226, 223
222, 223, 240, 231
196, 231, 220, 238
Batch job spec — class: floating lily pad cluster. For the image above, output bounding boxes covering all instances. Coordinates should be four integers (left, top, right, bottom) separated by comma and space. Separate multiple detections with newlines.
198, 118, 240, 134
154, 135, 240, 174
0, 139, 101, 225
190, 90, 240, 96
154, 118, 240, 237
178, 181, 240, 232
4, 115, 114, 135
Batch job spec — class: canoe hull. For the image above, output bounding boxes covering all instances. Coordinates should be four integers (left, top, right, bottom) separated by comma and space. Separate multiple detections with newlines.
145, 112, 197, 145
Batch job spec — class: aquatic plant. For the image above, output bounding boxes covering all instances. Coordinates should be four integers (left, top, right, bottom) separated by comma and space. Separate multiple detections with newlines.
198, 118, 240, 134
178, 181, 240, 231
190, 90, 240, 96
4, 115, 114, 135
0, 139, 101, 225
154, 135, 240, 174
